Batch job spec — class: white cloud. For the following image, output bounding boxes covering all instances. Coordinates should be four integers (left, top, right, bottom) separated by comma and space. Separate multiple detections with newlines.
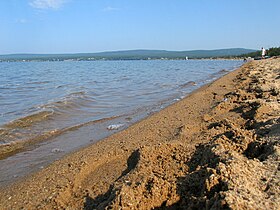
29, 0, 67, 10
103, 6, 120, 12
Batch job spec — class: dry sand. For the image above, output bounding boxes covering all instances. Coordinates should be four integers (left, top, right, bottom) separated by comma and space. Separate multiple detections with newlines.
0, 58, 279, 209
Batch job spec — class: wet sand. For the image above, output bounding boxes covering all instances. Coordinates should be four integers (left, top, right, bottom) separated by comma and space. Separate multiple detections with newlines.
0, 58, 279, 209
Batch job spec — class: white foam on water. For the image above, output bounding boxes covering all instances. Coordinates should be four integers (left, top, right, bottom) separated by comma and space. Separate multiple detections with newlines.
107, 124, 124, 130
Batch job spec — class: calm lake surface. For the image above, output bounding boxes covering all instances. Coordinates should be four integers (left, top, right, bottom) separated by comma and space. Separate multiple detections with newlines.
0, 60, 243, 185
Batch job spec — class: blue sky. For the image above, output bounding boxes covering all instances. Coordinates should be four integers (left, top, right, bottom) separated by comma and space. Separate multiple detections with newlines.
1, 0, 280, 54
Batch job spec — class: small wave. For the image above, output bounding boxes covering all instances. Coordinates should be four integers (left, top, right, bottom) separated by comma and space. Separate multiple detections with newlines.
115, 76, 131, 82
205, 69, 231, 82
178, 81, 197, 89
0, 87, 12, 90
0, 141, 25, 159
25, 81, 50, 85
159, 84, 173, 88
3, 110, 54, 129
45, 100, 93, 113
67, 91, 87, 98
0, 114, 126, 159
217, 69, 230, 74
35, 91, 95, 114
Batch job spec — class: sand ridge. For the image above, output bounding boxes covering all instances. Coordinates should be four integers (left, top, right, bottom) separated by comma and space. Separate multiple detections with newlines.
0, 58, 279, 209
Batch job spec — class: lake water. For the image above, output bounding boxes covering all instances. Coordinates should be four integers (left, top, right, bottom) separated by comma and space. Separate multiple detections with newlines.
0, 59, 243, 185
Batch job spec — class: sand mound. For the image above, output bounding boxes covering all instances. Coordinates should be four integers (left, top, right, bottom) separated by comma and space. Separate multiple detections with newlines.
86, 59, 280, 209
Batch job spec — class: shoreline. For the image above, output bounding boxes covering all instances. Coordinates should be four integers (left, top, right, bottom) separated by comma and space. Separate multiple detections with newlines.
0, 60, 242, 187
0, 58, 279, 209
0, 59, 241, 162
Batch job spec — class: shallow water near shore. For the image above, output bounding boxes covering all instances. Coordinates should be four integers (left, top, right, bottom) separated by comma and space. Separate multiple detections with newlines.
0, 60, 242, 186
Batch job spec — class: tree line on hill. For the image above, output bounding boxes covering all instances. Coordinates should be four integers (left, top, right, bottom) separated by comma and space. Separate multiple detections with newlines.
240, 47, 280, 58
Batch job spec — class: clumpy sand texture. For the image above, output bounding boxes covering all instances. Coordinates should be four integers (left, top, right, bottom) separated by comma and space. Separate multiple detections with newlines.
0, 58, 279, 209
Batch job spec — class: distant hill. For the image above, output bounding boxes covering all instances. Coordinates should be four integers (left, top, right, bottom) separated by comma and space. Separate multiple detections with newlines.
0, 48, 257, 61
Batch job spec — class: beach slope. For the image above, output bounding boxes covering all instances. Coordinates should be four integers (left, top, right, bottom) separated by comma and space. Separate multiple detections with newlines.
0, 58, 279, 209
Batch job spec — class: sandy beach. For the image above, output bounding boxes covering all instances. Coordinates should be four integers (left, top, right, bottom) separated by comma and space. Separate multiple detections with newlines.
0, 58, 279, 209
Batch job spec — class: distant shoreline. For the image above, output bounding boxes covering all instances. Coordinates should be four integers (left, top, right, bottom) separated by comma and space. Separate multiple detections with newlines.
0, 48, 256, 62
0, 57, 244, 62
